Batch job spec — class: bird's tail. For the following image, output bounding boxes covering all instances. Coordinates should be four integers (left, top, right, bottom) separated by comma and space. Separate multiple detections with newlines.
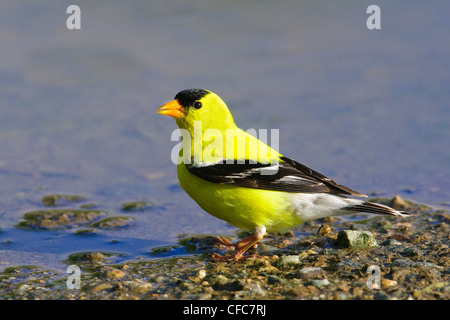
345, 201, 413, 217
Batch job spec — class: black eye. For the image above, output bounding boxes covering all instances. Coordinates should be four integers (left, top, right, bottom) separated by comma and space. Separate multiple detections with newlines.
193, 101, 202, 109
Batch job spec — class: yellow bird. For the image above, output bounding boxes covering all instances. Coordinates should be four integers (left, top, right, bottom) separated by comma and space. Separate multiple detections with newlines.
157, 89, 409, 260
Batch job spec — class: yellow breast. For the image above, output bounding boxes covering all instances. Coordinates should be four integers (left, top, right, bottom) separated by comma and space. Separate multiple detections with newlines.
177, 164, 302, 231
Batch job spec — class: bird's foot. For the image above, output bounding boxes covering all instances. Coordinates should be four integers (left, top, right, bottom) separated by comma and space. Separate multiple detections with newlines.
211, 234, 262, 261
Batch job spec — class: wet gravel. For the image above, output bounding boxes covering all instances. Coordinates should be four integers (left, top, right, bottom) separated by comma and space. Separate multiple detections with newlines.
0, 196, 448, 300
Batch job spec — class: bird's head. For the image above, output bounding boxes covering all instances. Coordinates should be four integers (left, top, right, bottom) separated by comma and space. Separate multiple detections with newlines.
157, 89, 237, 133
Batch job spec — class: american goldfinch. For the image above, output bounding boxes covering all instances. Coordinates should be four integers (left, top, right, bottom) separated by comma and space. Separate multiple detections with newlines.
157, 89, 409, 260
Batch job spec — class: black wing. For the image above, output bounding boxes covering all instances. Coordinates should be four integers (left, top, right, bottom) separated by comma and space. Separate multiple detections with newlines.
185, 156, 367, 197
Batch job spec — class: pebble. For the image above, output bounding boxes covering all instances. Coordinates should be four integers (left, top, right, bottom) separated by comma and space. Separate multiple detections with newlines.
389, 195, 409, 210
213, 278, 245, 291
277, 255, 300, 267
123, 280, 152, 294
188, 269, 207, 283
298, 267, 325, 279
197, 269, 206, 280
91, 216, 135, 230
18, 284, 32, 292
121, 201, 155, 212
298, 251, 309, 260
317, 224, 333, 236
310, 279, 330, 288
381, 279, 397, 288
336, 230, 379, 249
69, 251, 107, 264
381, 239, 403, 246
178, 280, 195, 291
105, 268, 126, 279
374, 292, 389, 300
91, 283, 113, 293
267, 275, 284, 285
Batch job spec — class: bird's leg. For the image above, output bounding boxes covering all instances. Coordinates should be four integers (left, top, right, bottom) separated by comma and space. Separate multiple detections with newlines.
212, 226, 266, 261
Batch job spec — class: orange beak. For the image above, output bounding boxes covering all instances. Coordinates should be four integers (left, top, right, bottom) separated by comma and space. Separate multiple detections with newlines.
156, 100, 184, 118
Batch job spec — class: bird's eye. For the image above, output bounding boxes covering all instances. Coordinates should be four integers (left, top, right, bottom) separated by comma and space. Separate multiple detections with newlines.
193, 101, 202, 109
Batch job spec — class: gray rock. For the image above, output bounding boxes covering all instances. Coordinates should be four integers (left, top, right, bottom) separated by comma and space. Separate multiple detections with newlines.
381, 239, 403, 246
212, 275, 245, 291
277, 255, 300, 267
336, 230, 379, 249
298, 267, 325, 279
310, 279, 330, 287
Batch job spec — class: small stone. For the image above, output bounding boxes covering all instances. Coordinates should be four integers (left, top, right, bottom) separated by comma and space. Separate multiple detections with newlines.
124, 280, 152, 294
258, 264, 279, 274
121, 201, 155, 212
18, 284, 32, 292
317, 224, 333, 236
105, 268, 126, 279
91, 283, 113, 293
374, 292, 389, 300
277, 255, 300, 267
196, 269, 206, 280
212, 275, 228, 286
189, 269, 207, 283
310, 279, 330, 288
267, 275, 284, 285
298, 251, 309, 260
244, 257, 267, 266
336, 230, 379, 249
213, 277, 245, 291
298, 267, 325, 279
196, 292, 212, 300
211, 274, 245, 291
91, 216, 135, 230
68, 251, 108, 264
389, 233, 410, 242
381, 239, 403, 246
389, 195, 409, 210
178, 280, 195, 291
381, 279, 397, 288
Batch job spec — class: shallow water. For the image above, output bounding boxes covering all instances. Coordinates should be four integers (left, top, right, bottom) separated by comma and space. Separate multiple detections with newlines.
0, 1, 449, 271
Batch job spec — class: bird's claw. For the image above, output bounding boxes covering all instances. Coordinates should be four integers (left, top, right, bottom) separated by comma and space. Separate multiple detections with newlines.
211, 235, 262, 261
213, 236, 236, 251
